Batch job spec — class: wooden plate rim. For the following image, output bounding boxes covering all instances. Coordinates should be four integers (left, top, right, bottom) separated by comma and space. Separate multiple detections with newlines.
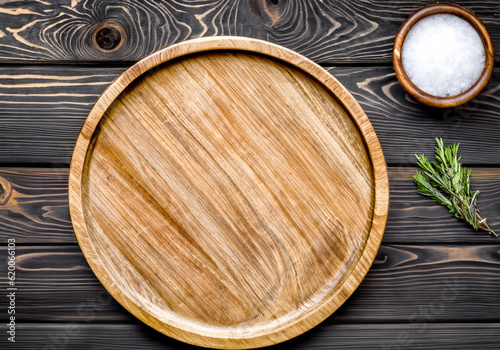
69, 36, 389, 349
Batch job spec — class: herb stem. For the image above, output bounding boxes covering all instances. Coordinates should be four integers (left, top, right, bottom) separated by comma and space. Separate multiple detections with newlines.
477, 213, 497, 237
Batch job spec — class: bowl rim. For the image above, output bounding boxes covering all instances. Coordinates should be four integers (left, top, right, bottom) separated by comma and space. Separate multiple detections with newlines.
393, 3, 495, 108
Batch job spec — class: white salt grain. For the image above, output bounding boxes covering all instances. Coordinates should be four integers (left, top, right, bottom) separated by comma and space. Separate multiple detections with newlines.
402, 14, 485, 97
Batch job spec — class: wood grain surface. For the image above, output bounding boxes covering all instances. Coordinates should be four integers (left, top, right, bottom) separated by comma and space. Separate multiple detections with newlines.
327, 67, 500, 166
2, 66, 500, 165
0, 0, 498, 64
1, 167, 499, 244
0, 66, 125, 164
1, 1, 499, 349
2, 244, 498, 323
68, 37, 388, 348
1, 323, 499, 350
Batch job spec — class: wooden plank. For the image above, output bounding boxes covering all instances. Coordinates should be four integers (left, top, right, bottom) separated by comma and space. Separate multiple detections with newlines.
2, 66, 500, 165
0, 0, 498, 64
0, 168, 73, 242
1, 244, 498, 322
386, 168, 500, 242
0, 167, 500, 244
326, 66, 500, 166
1, 167, 499, 243
0, 66, 125, 164
2, 323, 499, 349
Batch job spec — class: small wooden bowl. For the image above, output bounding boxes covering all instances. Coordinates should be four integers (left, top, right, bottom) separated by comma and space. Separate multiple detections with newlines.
393, 3, 494, 108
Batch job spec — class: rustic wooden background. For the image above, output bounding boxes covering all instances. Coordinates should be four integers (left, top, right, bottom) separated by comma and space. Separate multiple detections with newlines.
0, 0, 499, 349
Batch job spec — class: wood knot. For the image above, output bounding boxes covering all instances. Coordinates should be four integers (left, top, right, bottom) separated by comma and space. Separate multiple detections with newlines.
92, 23, 125, 51
0, 176, 12, 206
249, 0, 288, 26
375, 251, 388, 264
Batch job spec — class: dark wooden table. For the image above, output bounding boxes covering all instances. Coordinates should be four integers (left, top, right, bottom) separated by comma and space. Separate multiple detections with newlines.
1, 1, 499, 349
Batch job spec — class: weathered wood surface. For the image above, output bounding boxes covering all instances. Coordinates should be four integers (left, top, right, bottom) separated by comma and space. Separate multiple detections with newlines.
327, 66, 500, 166
0, 168, 72, 242
1, 323, 499, 350
1, 167, 498, 244
0, 0, 499, 348
2, 66, 500, 165
386, 168, 500, 242
1, 244, 498, 323
0, 66, 125, 164
0, 0, 498, 64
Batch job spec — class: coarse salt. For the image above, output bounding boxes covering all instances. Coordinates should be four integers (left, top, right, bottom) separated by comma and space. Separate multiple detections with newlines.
402, 14, 485, 97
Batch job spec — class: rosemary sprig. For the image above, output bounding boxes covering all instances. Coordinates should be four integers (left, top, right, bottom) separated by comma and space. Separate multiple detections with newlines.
413, 138, 497, 237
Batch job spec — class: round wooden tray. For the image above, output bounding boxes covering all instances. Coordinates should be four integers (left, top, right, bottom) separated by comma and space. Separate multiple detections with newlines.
69, 37, 389, 349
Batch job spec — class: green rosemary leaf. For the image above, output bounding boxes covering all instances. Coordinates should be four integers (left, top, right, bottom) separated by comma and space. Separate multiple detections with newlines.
413, 138, 497, 238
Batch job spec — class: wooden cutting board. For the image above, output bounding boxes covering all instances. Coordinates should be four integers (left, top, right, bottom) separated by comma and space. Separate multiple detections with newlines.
69, 37, 389, 349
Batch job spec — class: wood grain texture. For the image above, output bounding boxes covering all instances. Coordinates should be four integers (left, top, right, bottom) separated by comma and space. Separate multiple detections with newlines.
0, 1, 498, 349
327, 66, 500, 165
1, 323, 499, 350
385, 168, 500, 243
0, 0, 498, 64
0, 66, 125, 164
0, 174, 12, 205
2, 244, 498, 323
0, 168, 73, 242
1, 167, 498, 244
68, 37, 388, 349
2, 65, 500, 165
